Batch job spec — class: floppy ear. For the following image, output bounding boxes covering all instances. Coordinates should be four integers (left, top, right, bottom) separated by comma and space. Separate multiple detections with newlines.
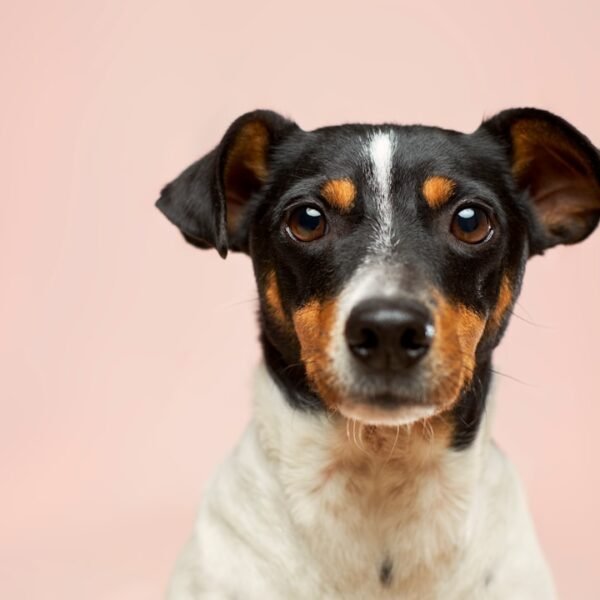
156, 110, 298, 257
478, 108, 600, 254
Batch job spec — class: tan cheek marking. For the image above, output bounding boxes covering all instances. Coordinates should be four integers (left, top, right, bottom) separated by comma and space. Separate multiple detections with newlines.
422, 176, 456, 209
433, 293, 486, 404
292, 299, 339, 407
454, 305, 486, 376
489, 275, 512, 333
320, 178, 357, 213
264, 271, 286, 325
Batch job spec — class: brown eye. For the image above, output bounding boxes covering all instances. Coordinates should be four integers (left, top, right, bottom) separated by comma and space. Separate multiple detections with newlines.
450, 205, 493, 244
287, 205, 326, 242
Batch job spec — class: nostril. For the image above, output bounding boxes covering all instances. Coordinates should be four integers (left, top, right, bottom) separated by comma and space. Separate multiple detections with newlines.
400, 328, 424, 352
399, 323, 434, 356
348, 327, 379, 357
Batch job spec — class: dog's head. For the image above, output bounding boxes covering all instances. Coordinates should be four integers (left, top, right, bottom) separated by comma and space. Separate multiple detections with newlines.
157, 109, 600, 445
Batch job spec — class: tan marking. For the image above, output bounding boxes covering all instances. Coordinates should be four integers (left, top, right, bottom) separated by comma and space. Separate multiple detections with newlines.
509, 119, 592, 179
351, 419, 452, 457
422, 176, 456, 209
431, 293, 486, 409
264, 270, 286, 325
292, 299, 339, 408
511, 119, 600, 241
304, 414, 462, 592
320, 178, 357, 213
293, 291, 486, 425
319, 414, 453, 505
293, 289, 488, 443
489, 275, 512, 333
223, 120, 270, 233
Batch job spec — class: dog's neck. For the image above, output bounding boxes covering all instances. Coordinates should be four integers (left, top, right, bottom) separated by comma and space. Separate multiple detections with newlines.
252, 363, 493, 585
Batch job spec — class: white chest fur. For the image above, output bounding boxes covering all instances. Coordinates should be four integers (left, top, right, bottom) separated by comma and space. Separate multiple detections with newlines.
168, 365, 555, 599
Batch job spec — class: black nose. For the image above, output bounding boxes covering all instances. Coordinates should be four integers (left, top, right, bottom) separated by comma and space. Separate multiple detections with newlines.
345, 298, 434, 371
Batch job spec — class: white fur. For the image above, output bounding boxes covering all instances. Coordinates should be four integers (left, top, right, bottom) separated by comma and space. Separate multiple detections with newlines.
339, 401, 436, 426
366, 131, 396, 255
167, 365, 556, 599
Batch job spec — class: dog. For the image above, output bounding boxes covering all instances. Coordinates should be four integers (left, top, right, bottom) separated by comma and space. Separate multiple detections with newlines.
156, 108, 600, 599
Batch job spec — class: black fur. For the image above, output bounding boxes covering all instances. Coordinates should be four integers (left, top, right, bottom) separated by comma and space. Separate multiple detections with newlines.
379, 557, 393, 587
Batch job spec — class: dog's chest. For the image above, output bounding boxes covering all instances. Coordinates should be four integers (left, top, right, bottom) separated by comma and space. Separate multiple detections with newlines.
273, 420, 481, 597
169, 372, 555, 599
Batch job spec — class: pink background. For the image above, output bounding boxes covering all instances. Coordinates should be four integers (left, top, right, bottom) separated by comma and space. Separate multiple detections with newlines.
1, 1, 599, 598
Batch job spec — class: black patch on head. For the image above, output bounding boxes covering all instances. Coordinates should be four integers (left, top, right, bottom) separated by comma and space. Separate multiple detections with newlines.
379, 557, 393, 587
450, 359, 492, 449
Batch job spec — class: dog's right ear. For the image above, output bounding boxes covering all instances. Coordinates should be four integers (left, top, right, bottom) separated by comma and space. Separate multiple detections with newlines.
156, 110, 299, 258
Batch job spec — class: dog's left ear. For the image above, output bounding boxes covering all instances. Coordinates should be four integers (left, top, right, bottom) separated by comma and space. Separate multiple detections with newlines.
478, 108, 600, 254
156, 110, 299, 257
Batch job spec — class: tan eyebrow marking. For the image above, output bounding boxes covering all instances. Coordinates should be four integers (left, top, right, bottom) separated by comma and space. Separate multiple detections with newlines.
422, 176, 456, 209
320, 178, 357, 213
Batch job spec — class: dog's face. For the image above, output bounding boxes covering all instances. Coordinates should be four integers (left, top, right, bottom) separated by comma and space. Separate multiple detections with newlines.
158, 109, 600, 446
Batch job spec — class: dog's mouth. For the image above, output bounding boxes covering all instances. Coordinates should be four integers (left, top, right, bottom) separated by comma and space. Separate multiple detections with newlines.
337, 394, 437, 426
311, 358, 471, 426
327, 371, 462, 425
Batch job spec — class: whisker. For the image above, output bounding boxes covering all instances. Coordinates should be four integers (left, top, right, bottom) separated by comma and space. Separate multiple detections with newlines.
507, 309, 549, 328
221, 297, 260, 309
280, 361, 305, 374
490, 368, 534, 388
384, 425, 401, 464
352, 420, 371, 456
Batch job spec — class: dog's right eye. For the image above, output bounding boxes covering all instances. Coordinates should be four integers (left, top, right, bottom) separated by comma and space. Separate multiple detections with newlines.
286, 205, 327, 242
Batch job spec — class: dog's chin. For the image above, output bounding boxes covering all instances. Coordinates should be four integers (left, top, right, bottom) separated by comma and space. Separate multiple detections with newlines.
338, 397, 437, 427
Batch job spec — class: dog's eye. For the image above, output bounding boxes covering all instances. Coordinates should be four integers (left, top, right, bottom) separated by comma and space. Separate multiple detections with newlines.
287, 205, 327, 242
450, 205, 493, 244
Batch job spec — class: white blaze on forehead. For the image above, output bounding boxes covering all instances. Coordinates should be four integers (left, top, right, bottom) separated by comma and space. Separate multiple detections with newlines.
366, 130, 396, 254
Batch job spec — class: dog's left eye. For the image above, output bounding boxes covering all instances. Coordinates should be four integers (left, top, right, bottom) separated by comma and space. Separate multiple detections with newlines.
286, 205, 327, 242
450, 205, 493, 244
